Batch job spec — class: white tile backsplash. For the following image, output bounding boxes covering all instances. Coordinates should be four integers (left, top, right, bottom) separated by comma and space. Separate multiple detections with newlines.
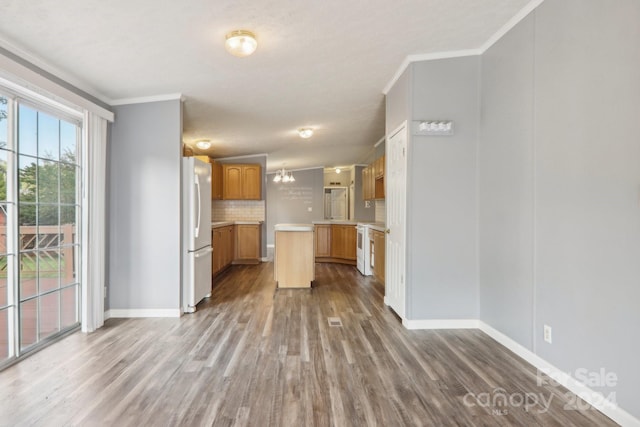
212, 200, 265, 221
375, 200, 386, 223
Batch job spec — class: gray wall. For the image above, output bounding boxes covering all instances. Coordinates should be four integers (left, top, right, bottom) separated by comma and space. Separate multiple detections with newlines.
479, 0, 640, 418
353, 165, 375, 222
108, 100, 182, 310
405, 57, 480, 320
265, 168, 324, 245
479, 13, 535, 349
215, 155, 267, 257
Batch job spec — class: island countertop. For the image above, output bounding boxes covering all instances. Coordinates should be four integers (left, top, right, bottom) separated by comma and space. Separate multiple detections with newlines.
274, 223, 314, 232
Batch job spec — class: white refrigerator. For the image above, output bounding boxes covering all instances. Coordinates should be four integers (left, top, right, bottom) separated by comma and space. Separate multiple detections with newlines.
182, 157, 213, 313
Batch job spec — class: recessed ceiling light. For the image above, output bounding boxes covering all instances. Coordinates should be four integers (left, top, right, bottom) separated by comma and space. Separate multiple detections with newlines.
298, 128, 313, 139
196, 140, 211, 149
225, 30, 258, 57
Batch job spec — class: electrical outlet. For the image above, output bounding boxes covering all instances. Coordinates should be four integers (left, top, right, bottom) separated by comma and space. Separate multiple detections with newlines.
544, 325, 552, 344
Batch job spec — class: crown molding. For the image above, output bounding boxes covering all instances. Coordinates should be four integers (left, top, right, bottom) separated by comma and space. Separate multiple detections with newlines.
110, 93, 184, 106
382, 0, 545, 95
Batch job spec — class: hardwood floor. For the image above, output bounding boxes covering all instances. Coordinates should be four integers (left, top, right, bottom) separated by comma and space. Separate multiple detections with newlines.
0, 263, 616, 426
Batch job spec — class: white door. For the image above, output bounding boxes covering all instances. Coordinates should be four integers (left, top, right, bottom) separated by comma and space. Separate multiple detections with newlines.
331, 188, 347, 220
385, 122, 407, 318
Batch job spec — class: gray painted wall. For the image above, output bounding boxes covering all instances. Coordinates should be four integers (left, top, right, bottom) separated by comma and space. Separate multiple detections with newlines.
353, 165, 375, 222
479, 13, 535, 349
108, 100, 182, 310
266, 168, 324, 245
479, 0, 640, 418
405, 57, 480, 320
215, 155, 268, 257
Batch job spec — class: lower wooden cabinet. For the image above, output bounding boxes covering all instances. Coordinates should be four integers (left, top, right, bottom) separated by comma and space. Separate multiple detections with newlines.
235, 224, 261, 263
315, 224, 357, 264
371, 230, 385, 284
212, 225, 234, 276
314, 225, 331, 257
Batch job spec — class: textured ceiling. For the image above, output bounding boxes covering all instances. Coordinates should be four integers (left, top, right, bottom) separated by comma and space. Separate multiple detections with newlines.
0, 0, 531, 171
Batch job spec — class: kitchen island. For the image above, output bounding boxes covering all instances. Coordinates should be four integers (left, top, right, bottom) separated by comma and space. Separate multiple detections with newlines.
274, 224, 315, 288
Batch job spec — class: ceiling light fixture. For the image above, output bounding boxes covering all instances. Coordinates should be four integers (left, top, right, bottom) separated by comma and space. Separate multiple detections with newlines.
335, 168, 341, 174
225, 30, 258, 57
298, 128, 313, 139
273, 168, 295, 183
195, 139, 212, 149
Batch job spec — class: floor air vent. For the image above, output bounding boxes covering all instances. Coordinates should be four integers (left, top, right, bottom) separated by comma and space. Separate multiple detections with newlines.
328, 317, 343, 327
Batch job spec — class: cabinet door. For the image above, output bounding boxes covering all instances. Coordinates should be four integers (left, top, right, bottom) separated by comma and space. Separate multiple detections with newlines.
223, 165, 243, 199
342, 225, 357, 260
242, 165, 262, 200
236, 224, 260, 259
212, 160, 223, 200
212, 229, 222, 274
330, 225, 343, 258
315, 225, 331, 257
373, 231, 386, 284
362, 168, 371, 201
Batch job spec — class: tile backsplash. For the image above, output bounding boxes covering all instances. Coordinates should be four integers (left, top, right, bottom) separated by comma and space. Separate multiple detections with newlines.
375, 200, 386, 223
212, 200, 265, 221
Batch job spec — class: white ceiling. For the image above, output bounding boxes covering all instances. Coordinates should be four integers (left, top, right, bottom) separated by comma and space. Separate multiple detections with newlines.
0, 0, 531, 171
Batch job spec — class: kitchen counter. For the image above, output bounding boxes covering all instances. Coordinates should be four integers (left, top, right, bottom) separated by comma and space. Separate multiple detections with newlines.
211, 220, 263, 228
312, 220, 358, 225
368, 223, 386, 232
274, 223, 315, 232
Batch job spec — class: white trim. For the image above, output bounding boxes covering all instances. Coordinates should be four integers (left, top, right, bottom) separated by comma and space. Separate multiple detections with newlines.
0, 52, 114, 122
0, 38, 112, 105
110, 93, 184, 106
381, 0, 545, 95
107, 309, 181, 318
479, 0, 546, 53
104, 310, 111, 321
374, 136, 386, 147
266, 244, 275, 248
382, 49, 481, 95
403, 319, 480, 330
478, 322, 640, 427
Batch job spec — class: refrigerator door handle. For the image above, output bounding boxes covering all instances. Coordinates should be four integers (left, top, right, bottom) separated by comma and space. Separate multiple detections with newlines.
194, 246, 213, 258
194, 174, 201, 239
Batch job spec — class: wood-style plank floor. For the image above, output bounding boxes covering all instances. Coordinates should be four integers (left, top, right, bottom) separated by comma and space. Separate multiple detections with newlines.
0, 263, 616, 426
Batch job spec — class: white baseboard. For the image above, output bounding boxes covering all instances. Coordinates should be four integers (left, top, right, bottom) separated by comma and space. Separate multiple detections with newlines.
478, 321, 639, 427
106, 309, 181, 318
403, 318, 480, 330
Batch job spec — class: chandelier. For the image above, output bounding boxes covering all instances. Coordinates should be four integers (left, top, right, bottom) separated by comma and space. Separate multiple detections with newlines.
273, 168, 295, 183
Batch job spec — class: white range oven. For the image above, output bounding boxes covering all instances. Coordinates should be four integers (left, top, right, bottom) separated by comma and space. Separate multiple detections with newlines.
356, 223, 372, 276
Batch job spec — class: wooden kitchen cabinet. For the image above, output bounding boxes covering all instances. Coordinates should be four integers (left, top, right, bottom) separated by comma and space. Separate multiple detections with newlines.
315, 224, 331, 257
330, 224, 357, 260
212, 225, 234, 276
362, 155, 385, 201
235, 224, 261, 263
371, 230, 385, 284
211, 160, 223, 200
222, 164, 262, 200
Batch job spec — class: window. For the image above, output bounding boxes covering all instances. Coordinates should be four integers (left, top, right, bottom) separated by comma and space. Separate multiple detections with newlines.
0, 93, 81, 365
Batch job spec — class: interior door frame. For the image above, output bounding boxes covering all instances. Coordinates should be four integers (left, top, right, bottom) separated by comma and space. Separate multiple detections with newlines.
384, 121, 408, 319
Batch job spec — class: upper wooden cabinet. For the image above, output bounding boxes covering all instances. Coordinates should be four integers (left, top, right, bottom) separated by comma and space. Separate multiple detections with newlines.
222, 164, 262, 200
362, 155, 385, 201
211, 160, 223, 200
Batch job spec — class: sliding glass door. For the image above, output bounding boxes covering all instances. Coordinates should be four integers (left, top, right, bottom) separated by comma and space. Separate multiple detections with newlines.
0, 93, 81, 366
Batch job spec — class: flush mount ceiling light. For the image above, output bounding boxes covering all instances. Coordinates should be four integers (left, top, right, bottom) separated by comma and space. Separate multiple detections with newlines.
298, 128, 313, 139
335, 168, 341, 174
195, 139, 212, 149
225, 30, 258, 57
